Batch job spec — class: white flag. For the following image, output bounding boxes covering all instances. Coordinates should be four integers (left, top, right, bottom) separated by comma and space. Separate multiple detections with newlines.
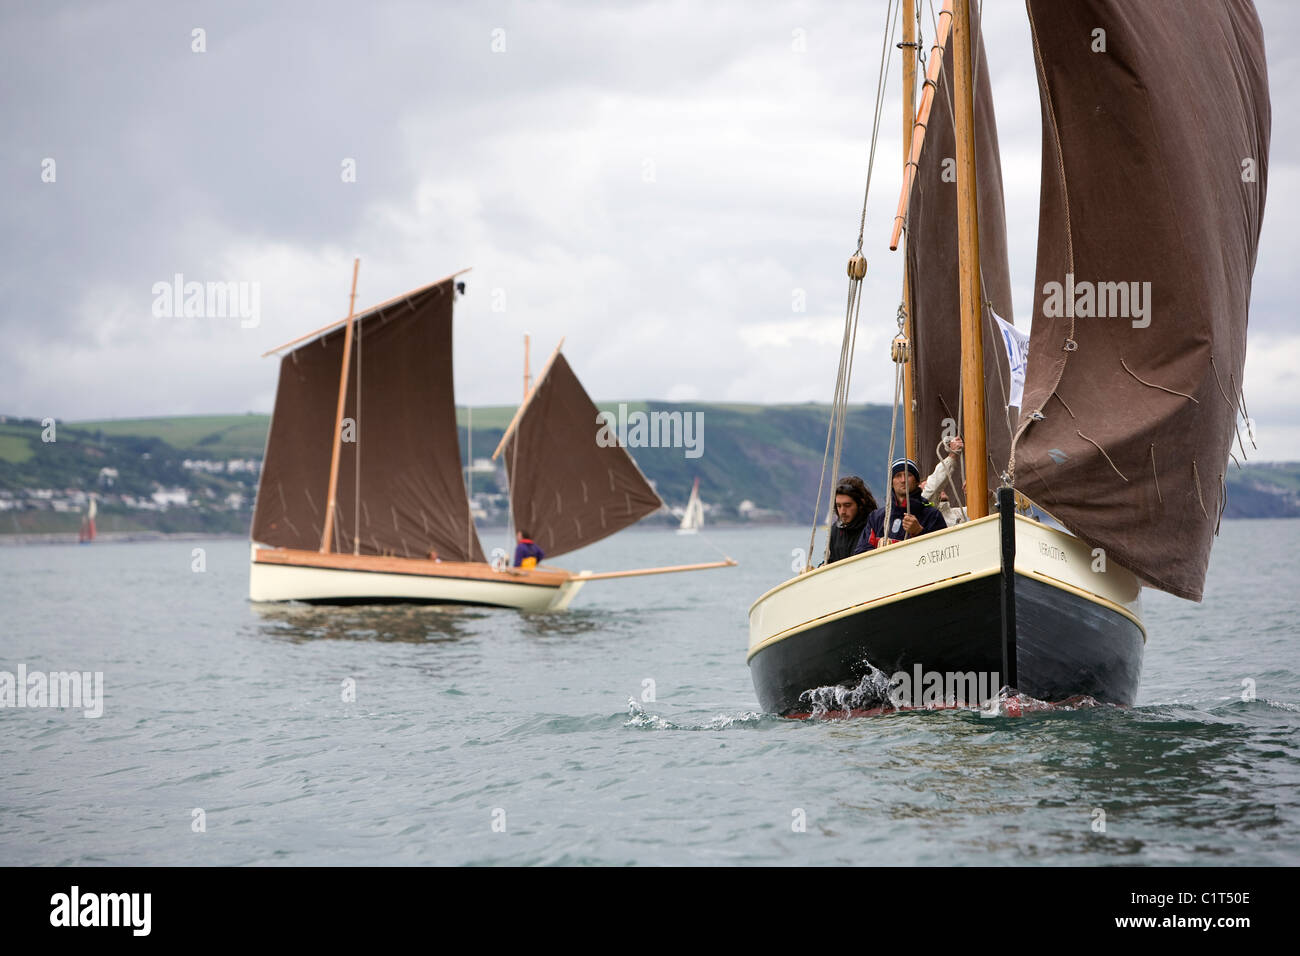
993, 310, 1029, 409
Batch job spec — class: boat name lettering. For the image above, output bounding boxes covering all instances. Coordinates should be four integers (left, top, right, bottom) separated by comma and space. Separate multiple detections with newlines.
1037, 542, 1067, 562
915, 544, 959, 567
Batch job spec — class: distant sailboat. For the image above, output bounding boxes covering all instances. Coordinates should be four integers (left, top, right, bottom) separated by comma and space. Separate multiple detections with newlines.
678, 478, 704, 534
78, 497, 96, 544
249, 263, 735, 609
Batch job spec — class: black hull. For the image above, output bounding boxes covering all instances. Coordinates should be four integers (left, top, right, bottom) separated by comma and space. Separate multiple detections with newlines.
749, 572, 1143, 715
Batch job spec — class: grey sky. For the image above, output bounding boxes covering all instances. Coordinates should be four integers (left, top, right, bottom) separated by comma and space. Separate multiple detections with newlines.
3, 0, 1296, 456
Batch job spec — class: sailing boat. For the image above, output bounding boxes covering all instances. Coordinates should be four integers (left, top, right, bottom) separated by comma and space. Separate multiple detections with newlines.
677, 478, 704, 534
78, 496, 96, 544
249, 265, 734, 610
747, 0, 1269, 714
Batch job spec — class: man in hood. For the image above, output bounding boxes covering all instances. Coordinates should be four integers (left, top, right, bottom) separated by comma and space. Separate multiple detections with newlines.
854, 458, 946, 553
824, 475, 877, 565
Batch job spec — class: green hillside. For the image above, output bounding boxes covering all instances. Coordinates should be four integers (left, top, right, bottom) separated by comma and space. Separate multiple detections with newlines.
67, 414, 271, 459
456, 401, 900, 519
2, 410, 1297, 536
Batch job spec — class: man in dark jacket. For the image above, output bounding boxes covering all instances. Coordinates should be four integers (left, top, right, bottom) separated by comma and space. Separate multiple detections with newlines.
824, 476, 877, 564
854, 458, 946, 553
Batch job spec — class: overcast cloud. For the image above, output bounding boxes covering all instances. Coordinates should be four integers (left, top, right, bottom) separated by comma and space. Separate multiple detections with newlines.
3, 0, 1296, 457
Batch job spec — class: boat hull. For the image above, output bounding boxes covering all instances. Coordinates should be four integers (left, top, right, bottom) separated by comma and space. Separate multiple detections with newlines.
747, 514, 1144, 714
249, 545, 586, 611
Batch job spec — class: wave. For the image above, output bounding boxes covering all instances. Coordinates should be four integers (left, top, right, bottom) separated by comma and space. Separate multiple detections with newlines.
623, 699, 769, 731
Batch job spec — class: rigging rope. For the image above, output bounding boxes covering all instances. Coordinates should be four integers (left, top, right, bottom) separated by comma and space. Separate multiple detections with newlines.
856, 0, 903, 253
808, 0, 900, 569
881, 317, 907, 546
353, 306, 362, 554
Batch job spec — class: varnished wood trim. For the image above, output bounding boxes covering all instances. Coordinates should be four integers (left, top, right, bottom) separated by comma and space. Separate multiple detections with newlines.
252, 546, 571, 588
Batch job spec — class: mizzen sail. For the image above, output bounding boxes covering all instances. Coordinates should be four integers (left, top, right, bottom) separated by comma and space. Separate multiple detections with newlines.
251, 278, 485, 563
499, 353, 663, 559
1012, 0, 1270, 601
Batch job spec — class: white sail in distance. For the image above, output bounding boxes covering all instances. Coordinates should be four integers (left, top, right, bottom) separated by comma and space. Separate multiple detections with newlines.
678, 478, 704, 534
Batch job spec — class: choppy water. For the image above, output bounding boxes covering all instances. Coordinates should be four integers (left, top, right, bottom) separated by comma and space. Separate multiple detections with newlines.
2, 523, 1298, 865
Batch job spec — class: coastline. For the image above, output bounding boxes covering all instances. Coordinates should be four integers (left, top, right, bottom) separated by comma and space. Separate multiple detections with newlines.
0, 531, 250, 547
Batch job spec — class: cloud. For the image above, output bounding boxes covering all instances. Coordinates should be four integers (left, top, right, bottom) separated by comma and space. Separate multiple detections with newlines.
2, 0, 1296, 460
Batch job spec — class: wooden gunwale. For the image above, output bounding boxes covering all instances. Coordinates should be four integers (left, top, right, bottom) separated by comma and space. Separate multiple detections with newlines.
253, 546, 572, 588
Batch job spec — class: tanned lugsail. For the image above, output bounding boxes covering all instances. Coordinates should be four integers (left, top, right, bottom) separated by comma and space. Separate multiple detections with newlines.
251, 276, 485, 563
497, 351, 663, 559
1010, 0, 1271, 601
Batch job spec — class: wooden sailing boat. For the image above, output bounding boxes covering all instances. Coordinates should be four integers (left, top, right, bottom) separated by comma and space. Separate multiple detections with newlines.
249, 265, 734, 609
748, 0, 1269, 714
677, 478, 704, 534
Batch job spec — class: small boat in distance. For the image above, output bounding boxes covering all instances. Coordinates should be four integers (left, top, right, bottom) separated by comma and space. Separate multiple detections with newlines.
78, 496, 96, 544
677, 478, 704, 534
249, 263, 734, 609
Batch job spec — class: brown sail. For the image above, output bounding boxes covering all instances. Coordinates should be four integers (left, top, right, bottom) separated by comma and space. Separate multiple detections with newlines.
1012, 0, 1270, 601
904, 1, 1017, 499
251, 277, 485, 563
500, 352, 663, 559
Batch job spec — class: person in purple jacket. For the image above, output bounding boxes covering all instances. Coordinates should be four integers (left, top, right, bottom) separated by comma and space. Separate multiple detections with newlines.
513, 530, 545, 568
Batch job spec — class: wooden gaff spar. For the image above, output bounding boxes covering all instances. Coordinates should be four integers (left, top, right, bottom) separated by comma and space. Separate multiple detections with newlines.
249, 265, 734, 609
747, 0, 1269, 715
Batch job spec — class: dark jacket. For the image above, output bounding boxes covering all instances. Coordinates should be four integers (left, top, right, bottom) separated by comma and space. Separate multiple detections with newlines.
853, 491, 947, 553
827, 514, 870, 564
513, 538, 545, 567
823, 475, 876, 566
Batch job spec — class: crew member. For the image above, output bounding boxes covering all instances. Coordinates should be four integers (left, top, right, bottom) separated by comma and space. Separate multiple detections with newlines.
513, 530, 545, 569
922, 435, 967, 526
854, 458, 946, 552
824, 476, 877, 565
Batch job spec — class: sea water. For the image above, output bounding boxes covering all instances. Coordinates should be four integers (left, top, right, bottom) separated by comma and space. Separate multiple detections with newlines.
1, 522, 1297, 865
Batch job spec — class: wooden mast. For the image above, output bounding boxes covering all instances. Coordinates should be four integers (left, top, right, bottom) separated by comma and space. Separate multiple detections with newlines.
901, 0, 919, 464
492, 337, 565, 460
889, 0, 954, 252
952, 0, 988, 518
320, 257, 360, 553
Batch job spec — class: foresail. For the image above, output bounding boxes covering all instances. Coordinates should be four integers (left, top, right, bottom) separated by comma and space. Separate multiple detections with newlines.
502, 353, 663, 559
251, 279, 486, 563
904, 0, 1017, 498
1013, 0, 1270, 601
250, 331, 340, 552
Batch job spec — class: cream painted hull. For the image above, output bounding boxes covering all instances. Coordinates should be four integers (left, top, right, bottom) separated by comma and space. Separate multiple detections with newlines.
249, 546, 586, 611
